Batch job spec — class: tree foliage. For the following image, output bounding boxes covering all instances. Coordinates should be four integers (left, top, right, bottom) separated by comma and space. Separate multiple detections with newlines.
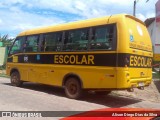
0, 34, 15, 47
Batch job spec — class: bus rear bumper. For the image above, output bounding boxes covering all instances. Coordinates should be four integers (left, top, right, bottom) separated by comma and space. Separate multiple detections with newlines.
124, 77, 152, 91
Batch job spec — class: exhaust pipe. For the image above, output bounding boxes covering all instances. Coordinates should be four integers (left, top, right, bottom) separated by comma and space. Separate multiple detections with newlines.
138, 86, 144, 90
127, 88, 134, 92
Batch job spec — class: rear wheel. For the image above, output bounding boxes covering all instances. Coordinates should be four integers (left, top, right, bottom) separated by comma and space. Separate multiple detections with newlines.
64, 77, 82, 99
11, 71, 23, 87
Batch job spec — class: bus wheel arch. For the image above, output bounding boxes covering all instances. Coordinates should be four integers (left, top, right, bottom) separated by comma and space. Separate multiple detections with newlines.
10, 68, 19, 76
63, 73, 83, 99
10, 68, 23, 87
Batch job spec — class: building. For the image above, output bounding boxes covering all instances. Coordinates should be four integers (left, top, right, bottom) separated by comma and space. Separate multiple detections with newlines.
145, 0, 160, 62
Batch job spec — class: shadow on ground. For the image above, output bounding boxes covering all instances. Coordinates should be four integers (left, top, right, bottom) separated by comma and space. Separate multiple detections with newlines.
3, 82, 141, 108
154, 80, 160, 93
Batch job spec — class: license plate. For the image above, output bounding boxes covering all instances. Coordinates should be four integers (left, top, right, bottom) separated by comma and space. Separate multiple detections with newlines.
138, 82, 144, 87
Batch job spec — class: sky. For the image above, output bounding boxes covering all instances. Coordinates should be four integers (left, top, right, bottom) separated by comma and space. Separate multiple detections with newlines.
0, 0, 158, 38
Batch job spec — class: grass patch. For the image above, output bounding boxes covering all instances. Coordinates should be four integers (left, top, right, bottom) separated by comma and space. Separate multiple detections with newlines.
0, 74, 10, 78
152, 68, 160, 79
153, 72, 160, 79
0, 69, 9, 78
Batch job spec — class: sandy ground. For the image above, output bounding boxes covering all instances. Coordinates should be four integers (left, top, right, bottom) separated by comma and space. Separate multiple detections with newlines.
113, 80, 160, 103
0, 77, 160, 120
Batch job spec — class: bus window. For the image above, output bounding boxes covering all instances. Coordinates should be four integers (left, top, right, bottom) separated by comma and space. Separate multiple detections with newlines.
63, 28, 89, 51
43, 32, 62, 52
56, 32, 63, 51
90, 25, 114, 50
25, 35, 39, 52
9, 37, 25, 55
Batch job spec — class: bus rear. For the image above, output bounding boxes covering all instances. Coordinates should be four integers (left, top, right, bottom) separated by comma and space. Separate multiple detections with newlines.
117, 15, 153, 90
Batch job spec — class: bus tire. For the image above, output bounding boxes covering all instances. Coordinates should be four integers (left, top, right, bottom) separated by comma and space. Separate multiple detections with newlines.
64, 77, 82, 99
10, 71, 23, 87
95, 91, 111, 95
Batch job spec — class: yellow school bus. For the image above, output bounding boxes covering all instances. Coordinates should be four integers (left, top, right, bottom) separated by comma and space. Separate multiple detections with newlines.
6, 14, 153, 99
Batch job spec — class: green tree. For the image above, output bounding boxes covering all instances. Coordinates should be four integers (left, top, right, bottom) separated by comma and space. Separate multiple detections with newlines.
0, 34, 14, 47
0, 34, 14, 69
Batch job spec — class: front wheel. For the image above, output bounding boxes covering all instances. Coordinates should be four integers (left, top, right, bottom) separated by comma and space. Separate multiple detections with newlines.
11, 71, 23, 87
64, 77, 82, 99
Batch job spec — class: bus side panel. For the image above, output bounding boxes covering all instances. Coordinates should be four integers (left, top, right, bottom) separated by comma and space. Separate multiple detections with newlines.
50, 66, 117, 89
7, 63, 117, 89
7, 63, 29, 81
7, 53, 117, 89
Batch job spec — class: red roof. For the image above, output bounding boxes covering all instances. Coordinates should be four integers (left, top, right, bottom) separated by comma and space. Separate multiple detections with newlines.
144, 18, 155, 27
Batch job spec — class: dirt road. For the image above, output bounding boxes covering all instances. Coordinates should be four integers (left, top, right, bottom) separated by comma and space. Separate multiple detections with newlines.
0, 77, 160, 120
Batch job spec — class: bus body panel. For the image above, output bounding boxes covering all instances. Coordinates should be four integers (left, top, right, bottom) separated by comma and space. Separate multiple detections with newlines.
7, 51, 118, 89
6, 14, 153, 91
115, 15, 153, 89
7, 62, 117, 88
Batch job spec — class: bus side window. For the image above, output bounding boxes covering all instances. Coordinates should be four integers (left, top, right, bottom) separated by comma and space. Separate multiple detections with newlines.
9, 37, 25, 55
79, 29, 89, 50
63, 31, 72, 51
90, 25, 114, 50
43, 32, 62, 52
25, 35, 39, 52
44, 33, 56, 51
63, 28, 89, 51
56, 32, 63, 51
108, 26, 114, 45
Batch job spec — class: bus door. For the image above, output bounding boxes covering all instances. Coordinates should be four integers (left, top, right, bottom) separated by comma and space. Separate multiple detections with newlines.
39, 32, 63, 85
25, 35, 40, 83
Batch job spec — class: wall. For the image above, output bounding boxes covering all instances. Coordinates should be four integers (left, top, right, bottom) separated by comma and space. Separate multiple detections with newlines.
0, 47, 7, 66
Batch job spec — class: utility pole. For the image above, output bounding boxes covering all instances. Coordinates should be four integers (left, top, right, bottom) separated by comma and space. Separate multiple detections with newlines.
133, 0, 149, 17
133, 0, 136, 16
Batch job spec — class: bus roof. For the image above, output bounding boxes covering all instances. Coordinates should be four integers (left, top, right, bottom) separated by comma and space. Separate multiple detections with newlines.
17, 14, 144, 37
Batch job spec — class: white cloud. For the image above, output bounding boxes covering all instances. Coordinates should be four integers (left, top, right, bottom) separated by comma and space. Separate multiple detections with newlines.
29, 0, 157, 19
136, 13, 146, 21
146, 12, 155, 18
99, 0, 132, 6
0, 0, 158, 37
0, 7, 65, 36
0, 19, 2, 25
74, 1, 86, 12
